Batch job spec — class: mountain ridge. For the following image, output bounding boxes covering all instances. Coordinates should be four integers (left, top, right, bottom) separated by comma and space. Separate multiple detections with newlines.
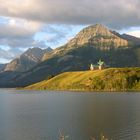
4, 47, 53, 72
42, 24, 129, 61
72, 24, 128, 47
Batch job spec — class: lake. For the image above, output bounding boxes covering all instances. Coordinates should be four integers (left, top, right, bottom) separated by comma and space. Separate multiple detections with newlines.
0, 89, 140, 140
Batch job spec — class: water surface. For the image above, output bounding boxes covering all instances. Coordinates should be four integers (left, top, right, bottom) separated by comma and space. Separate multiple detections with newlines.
0, 89, 140, 140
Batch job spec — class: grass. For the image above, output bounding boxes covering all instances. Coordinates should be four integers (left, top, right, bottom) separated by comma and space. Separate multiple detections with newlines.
25, 68, 140, 91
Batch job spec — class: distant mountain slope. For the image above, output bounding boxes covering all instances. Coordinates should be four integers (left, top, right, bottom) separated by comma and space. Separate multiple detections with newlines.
42, 24, 129, 61
4, 47, 53, 72
69, 24, 128, 48
122, 34, 140, 45
25, 68, 140, 91
0, 24, 140, 88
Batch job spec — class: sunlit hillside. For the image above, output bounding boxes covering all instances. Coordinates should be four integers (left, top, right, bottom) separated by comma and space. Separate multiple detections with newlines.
25, 68, 140, 91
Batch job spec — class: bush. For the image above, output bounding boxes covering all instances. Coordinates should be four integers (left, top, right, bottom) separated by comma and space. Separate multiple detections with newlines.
47, 75, 55, 80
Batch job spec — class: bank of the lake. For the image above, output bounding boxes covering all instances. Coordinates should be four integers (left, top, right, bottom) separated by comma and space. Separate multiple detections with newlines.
25, 68, 140, 92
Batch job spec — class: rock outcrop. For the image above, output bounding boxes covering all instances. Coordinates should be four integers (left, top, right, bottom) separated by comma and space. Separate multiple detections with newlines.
67, 24, 128, 49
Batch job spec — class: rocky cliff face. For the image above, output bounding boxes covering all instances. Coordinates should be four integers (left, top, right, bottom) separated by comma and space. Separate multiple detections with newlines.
4, 47, 53, 72
42, 24, 129, 61
67, 24, 128, 49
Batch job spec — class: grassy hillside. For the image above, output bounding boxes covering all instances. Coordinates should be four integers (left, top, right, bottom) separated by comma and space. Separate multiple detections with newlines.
25, 68, 140, 91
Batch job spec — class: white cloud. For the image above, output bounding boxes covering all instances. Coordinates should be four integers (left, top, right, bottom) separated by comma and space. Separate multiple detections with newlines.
0, 17, 45, 48
0, 0, 140, 29
6, 17, 42, 37
0, 47, 23, 62
127, 30, 140, 38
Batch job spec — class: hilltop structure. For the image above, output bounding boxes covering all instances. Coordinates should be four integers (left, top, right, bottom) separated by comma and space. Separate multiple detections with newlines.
90, 59, 105, 70
90, 64, 95, 70
98, 59, 105, 70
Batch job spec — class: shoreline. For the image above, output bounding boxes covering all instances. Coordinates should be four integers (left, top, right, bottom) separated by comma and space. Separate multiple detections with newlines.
22, 88, 140, 93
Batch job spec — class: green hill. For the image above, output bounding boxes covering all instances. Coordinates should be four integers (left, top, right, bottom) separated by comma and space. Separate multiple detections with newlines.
25, 68, 140, 91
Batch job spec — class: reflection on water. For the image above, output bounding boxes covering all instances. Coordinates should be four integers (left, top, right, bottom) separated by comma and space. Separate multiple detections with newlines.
0, 89, 140, 140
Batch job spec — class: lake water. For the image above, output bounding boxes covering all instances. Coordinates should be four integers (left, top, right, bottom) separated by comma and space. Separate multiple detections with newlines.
0, 89, 140, 140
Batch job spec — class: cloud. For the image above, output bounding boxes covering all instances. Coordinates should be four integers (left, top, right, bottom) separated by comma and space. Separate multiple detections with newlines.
0, 47, 23, 63
127, 30, 140, 38
41, 25, 72, 45
0, 17, 45, 48
0, 0, 140, 29
34, 25, 85, 48
0, 18, 42, 39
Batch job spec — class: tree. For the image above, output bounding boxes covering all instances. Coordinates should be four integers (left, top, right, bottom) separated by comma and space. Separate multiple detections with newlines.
98, 59, 104, 70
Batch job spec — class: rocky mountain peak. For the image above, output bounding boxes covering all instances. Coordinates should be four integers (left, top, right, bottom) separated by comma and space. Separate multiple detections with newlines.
4, 47, 53, 72
76, 24, 111, 38
42, 24, 131, 61
67, 24, 128, 49
24, 47, 43, 54
21, 47, 47, 62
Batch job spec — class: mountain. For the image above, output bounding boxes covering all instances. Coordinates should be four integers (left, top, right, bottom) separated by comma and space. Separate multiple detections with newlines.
25, 68, 140, 91
42, 24, 129, 61
0, 24, 140, 88
4, 47, 53, 72
122, 34, 140, 45
68, 24, 128, 48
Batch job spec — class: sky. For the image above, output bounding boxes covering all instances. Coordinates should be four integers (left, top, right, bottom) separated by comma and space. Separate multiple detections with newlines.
0, 0, 140, 63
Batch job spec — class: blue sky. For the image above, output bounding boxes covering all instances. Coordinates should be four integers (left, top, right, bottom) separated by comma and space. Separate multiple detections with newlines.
0, 0, 140, 63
